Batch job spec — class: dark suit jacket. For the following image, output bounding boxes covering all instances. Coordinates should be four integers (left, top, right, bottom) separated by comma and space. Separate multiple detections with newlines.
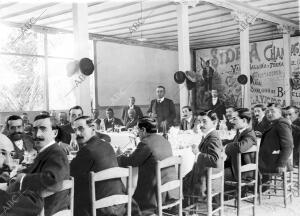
0, 189, 43, 216
122, 105, 143, 123
180, 116, 197, 131
58, 123, 74, 144
225, 128, 257, 181
259, 118, 293, 173
118, 134, 177, 214
147, 98, 176, 132
70, 136, 125, 216
96, 132, 111, 143
208, 98, 226, 120
21, 143, 70, 216
103, 118, 124, 131
252, 116, 270, 136
183, 130, 223, 196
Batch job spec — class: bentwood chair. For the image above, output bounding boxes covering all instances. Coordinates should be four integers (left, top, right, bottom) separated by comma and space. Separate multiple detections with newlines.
156, 156, 183, 216
183, 166, 224, 216
90, 166, 133, 216
258, 152, 293, 208
224, 145, 259, 216
39, 177, 74, 216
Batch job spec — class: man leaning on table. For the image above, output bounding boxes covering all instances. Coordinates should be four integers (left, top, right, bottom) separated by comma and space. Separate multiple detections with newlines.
8, 114, 70, 216
0, 133, 43, 216
224, 108, 257, 182
70, 116, 140, 216
183, 111, 223, 201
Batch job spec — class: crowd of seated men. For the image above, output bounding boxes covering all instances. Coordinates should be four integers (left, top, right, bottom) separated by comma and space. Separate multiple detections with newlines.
0, 86, 298, 216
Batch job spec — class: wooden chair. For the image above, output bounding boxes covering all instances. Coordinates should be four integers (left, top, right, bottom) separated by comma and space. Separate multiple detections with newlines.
183, 166, 224, 216
156, 156, 183, 216
293, 152, 300, 196
90, 166, 132, 216
39, 177, 74, 216
224, 145, 259, 216
258, 152, 293, 208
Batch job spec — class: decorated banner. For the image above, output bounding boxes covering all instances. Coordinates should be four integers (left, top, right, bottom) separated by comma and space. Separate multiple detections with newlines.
194, 36, 300, 111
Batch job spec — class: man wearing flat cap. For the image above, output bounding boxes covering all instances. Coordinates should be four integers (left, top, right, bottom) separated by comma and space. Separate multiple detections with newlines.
147, 86, 176, 133
0, 134, 43, 216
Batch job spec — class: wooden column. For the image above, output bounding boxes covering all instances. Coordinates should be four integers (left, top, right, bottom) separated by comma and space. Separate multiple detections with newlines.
176, 3, 190, 110
278, 25, 294, 106
232, 11, 255, 108
72, 3, 91, 115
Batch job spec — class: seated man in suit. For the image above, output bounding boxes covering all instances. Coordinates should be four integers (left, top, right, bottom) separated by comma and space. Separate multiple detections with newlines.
0, 133, 43, 216
259, 103, 293, 174
70, 116, 140, 216
252, 104, 270, 137
285, 105, 300, 166
124, 108, 138, 130
180, 106, 197, 131
147, 86, 176, 133
6, 115, 36, 163
9, 114, 70, 216
118, 117, 177, 215
122, 96, 143, 123
183, 111, 223, 199
224, 108, 257, 181
58, 105, 83, 144
103, 107, 123, 132
58, 111, 69, 126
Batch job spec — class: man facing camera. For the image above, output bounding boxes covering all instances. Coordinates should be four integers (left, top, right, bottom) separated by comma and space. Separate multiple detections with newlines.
10, 114, 70, 216
259, 103, 293, 173
180, 106, 197, 131
122, 97, 143, 124
103, 107, 123, 132
124, 109, 138, 130
224, 108, 257, 181
252, 104, 270, 137
0, 134, 43, 216
147, 86, 176, 133
70, 116, 139, 216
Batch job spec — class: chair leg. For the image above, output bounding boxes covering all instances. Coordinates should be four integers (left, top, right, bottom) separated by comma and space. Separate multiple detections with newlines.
237, 186, 241, 216
274, 177, 277, 195
298, 168, 300, 197
283, 172, 287, 208
258, 174, 262, 205
289, 171, 293, 203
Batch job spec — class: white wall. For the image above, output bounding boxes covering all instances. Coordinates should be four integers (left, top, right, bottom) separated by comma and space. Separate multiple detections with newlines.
95, 41, 179, 107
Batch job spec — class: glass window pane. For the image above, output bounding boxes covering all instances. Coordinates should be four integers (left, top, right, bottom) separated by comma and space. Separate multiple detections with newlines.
0, 55, 45, 111
48, 58, 76, 110
48, 33, 74, 58
0, 24, 44, 55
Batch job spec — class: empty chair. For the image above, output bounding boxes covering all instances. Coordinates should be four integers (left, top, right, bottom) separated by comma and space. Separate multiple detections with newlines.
156, 156, 183, 216
90, 166, 132, 216
183, 166, 224, 216
39, 177, 74, 216
224, 145, 259, 216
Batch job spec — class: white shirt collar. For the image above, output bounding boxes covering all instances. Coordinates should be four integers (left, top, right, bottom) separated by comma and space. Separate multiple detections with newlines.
257, 115, 264, 123
157, 97, 165, 103
38, 140, 56, 154
238, 127, 248, 134
212, 97, 218, 105
202, 128, 215, 138
187, 115, 193, 123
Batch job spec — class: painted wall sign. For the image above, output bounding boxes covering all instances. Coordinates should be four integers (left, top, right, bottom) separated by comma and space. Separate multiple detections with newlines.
194, 36, 300, 111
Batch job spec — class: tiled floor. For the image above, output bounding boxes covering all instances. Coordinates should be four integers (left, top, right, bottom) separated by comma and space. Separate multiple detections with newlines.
224, 195, 300, 216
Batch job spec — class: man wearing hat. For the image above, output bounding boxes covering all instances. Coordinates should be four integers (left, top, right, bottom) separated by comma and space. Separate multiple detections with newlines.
0, 133, 43, 216
147, 86, 176, 133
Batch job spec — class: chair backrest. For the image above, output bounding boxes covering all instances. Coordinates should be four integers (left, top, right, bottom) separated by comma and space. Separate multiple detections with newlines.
39, 177, 74, 216
237, 145, 259, 183
206, 158, 224, 216
156, 156, 183, 216
90, 166, 132, 216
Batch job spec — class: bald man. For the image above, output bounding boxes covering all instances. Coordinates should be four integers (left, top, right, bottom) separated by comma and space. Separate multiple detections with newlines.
0, 134, 43, 216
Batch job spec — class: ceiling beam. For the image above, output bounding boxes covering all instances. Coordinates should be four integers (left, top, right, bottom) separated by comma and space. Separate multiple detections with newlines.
201, 0, 299, 29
